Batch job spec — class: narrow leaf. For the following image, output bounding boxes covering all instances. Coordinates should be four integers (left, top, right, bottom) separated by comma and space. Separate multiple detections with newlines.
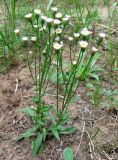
17, 107, 36, 117
89, 73, 99, 81
52, 128, 60, 141
17, 124, 40, 141
58, 126, 76, 135
48, 113, 56, 125
32, 133, 43, 160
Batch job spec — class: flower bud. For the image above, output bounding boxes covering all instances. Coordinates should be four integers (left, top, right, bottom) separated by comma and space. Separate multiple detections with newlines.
68, 36, 74, 42
79, 41, 88, 49
24, 13, 32, 23
31, 36, 37, 42
53, 42, 62, 50
55, 13, 62, 19
51, 7, 58, 12
55, 28, 62, 34
53, 19, 61, 25
14, 29, 20, 35
22, 36, 28, 41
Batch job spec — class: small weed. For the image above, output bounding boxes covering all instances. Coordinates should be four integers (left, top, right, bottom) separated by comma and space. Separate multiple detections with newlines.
15, 5, 103, 159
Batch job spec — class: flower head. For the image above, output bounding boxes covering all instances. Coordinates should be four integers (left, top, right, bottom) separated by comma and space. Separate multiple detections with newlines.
79, 41, 88, 48
22, 37, 28, 41
46, 18, 53, 23
51, 7, 58, 12
24, 13, 32, 19
68, 36, 74, 41
31, 36, 37, 42
29, 51, 33, 54
62, 17, 70, 22
72, 61, 77, 65
53, 19, 61, 25
34, 9, 41, 15
14, 29, 20, 34
81, 28, 92, 36
92, 47, 98, 52
74, 33, 80, 38
41, 16, 48, 21
55, 28, 62, 34
65, 15, 71, 19
53, 42, 62, 50
98, 32, 106, 38
33, 24, 38, 29
55, 13, 62, 19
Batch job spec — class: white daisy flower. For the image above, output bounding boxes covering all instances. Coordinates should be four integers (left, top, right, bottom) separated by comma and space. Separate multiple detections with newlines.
14, 29, 20, 34
55, 28, 62, 34
33, 24, 38, 29
98, 32, 106, 38
81, 28, 92, 36
41, 16, 48, 21
34, 9, 41, 15
55, 13, 62, 19
46, 18, 53, 23
68, 36, 74, 41
31, 36, 37, 42
24, 13, 32, 19
62, 17, 69, 22
65, 15, 71, 19
51, 7, 58, 12
74, 33, 80, 38
72, 61, 77, 65
22, 37, 28, 41
53, 19, 61, 25
53, 42, 62, 50
29, 51, 33, 54
92, 47, 98, 52
79, 41, 88, 48
52, 61, 57, 65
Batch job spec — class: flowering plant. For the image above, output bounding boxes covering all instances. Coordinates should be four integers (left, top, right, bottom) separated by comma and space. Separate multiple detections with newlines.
16, 7, 102, 159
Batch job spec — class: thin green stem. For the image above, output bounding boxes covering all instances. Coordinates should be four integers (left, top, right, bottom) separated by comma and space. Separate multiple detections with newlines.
56, 52, 59, 113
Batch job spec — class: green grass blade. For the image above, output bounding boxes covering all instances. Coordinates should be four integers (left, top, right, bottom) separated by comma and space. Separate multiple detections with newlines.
47, 0, 54, 10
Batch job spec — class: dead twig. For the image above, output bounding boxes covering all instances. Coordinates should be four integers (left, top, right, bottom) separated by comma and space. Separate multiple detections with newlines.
75, 121, 86, 156
14, 78, 19, 93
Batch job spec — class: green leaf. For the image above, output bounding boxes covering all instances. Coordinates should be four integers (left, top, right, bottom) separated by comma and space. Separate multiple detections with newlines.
41, 105, 51, 112
89, 73, 99, 81
17, 124, 40, 141
52, 128, 60, 141
42, 128, 47, 141
48, 113, 56, 125
33, 116, 45, 125
32, 97, 40, 104
63, 147, 73, 160
17, 107, 36, 117
32, 133, 43, 160
70, 94, 81, 103
47, 0, 54, 10
58, 126, 76, 135
89, 53, 100, 68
